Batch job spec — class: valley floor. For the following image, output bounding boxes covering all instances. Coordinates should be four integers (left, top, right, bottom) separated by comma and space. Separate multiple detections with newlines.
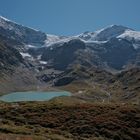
0, 98, 140, 140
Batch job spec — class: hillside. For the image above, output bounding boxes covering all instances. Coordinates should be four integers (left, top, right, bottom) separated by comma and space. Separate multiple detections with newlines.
0, 101, 140, 140
0, 36, 38, 95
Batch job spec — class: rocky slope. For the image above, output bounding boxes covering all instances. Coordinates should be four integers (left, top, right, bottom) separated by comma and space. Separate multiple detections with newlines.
0, 16, 46, 46
0, 16, 140, 72
0, 35, 38, 95
0, 36, 23, 71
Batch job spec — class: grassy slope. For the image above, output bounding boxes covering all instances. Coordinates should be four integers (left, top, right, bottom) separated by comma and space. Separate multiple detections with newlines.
57, 67, 140, 103
0, 99, 140, 140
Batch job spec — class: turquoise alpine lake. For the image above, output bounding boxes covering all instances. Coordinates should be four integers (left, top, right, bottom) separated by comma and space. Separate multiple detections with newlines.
0, 91, 71, 102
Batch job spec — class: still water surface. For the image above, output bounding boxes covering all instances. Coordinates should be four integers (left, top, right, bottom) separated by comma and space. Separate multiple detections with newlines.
0, 91, 71, 102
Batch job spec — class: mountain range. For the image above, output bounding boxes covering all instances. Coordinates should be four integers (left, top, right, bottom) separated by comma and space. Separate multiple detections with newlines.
0, 16, 140, 102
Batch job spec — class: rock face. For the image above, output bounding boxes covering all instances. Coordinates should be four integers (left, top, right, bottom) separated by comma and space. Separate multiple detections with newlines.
0, 16, 47, 46
54, 77, 75, 86
0, 35, 24, 71
41, 39, 86, 70
0, 35, 37, 95
40, 37, 140, 71
115, 68, 140, 100
94, 38, 139, 70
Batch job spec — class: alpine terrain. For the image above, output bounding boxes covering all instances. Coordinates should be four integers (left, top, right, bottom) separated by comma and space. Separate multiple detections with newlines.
0, 16, 140, 140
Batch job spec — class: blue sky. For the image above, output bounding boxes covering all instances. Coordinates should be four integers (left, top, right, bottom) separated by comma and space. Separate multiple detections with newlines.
0, 0, 140, 36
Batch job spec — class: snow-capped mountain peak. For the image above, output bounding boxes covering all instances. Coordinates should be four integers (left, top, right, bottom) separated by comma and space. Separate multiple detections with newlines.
0, 16, 13, 29
95, 25, 130, 35
0, 15, 47, 46
78, 25, 132, 42
117, 30, 140, 41
117, 30, 140, 50
0, 16, 11, 22
0, 15, 41, 32
45, 25, 140, 47
0, 16, 140, 50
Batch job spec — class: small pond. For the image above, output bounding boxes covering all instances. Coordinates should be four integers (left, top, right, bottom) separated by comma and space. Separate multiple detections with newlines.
0, 91, 71, 102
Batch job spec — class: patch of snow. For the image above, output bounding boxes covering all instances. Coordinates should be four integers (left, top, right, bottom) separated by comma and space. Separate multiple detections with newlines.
20, 52, 31, 58
76, 32, 94, 41
25, 44, 37, 48
133, 44, 140, 50
45, 34, 73, 47
78, 91, 83, 94
0, 16, 10, 22
45, 35, 77, 47
45, 34, 61, 45
26, 27, 39, 32
50, 47, 53, 50
0, 62, 4, 66
83, 40, 107, 44
39, 61, 48, 65
37, 55, 41, 60
117, 30, 140, 41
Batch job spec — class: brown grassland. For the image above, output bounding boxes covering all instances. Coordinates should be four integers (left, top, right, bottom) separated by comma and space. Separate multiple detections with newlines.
0, 97, 140, 140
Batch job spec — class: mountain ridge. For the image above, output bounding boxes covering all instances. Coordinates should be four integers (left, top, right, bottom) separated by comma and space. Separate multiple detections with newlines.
1, 16, 140, 47
0, 16, 140, 71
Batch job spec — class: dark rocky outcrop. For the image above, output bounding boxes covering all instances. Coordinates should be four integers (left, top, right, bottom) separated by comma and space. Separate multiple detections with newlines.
54, 77, 75, 86
0, 36, 24, 71
41, 39, 86, 70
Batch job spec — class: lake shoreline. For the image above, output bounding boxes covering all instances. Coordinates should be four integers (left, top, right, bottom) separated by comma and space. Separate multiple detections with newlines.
0, 90, 72, 103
